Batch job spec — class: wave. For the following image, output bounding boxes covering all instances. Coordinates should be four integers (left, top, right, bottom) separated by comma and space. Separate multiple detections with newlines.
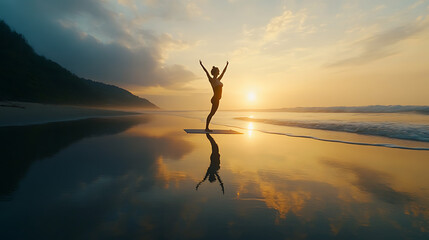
235, 117, 429, 143
221, 124, 429, 151
242, 105, 429, 114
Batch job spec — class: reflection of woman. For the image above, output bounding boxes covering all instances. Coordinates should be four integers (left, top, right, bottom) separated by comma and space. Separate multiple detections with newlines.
199, 60, 229, 132
196, 133, 224, 194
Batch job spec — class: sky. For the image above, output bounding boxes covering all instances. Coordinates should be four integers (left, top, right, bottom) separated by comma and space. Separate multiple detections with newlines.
1, 0, 429, 110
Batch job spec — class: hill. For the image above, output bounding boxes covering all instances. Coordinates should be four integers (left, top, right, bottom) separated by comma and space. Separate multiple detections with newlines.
0, 20, 158, 108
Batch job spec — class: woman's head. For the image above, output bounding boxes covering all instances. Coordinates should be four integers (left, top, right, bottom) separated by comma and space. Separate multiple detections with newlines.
211, 66, 219, 77
209, 173, 216, 182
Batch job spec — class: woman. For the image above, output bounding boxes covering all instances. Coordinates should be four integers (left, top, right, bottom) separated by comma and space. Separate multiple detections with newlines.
199, 60, 229, 132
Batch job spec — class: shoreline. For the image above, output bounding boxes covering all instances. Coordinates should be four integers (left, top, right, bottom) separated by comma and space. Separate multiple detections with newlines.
2, 104, 428, 151
153, 111, 429, 152
0, 101, 142, 127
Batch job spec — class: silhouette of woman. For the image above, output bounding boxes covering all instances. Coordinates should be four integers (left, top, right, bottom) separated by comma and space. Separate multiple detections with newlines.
196, 133, 224, 194
200, 60, 229, 132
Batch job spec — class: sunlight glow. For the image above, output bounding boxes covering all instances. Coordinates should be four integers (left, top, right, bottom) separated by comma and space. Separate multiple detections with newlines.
247, 122, 254, 138
247, 92, 256, 102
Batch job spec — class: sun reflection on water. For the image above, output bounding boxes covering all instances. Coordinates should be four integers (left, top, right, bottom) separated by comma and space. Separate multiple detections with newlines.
247, 122, 254, 137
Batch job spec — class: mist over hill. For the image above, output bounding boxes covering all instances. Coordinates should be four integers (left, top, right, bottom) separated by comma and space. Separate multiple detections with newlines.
0, 20, 158, 108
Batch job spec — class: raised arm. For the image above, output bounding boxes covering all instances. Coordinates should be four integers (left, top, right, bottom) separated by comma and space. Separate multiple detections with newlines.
218, 61, 229, 80
199, 60, 211, 79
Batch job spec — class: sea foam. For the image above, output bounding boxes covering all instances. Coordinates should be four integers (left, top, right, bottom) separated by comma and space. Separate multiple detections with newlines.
264, 105, 429, 114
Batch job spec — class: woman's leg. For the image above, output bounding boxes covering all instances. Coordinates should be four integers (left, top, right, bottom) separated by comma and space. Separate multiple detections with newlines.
205, 100, 219, 131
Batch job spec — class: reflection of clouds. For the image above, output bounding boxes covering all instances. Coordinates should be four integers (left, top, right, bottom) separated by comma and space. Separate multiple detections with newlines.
257, 172, 338, 224
3, 119, 429, 239
155, 156, 190, 189
229, 164, 429, 236
232, 170, 338, 223
322, 159, 429, 232
0, 127, 195, 239
260, 183, 311, 220
322, 160, 413, 205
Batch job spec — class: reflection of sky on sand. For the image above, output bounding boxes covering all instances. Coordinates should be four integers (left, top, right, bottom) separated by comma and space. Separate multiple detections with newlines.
1, 114, 429, 239
191, 119, 429, 237
161, 115, 429, 237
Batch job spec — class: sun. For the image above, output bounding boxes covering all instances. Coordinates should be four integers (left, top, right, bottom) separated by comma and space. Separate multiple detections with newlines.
247, 92, 256, 102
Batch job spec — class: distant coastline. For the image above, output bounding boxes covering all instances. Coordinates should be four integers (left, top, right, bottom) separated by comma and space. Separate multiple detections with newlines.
224, 105, 429, 115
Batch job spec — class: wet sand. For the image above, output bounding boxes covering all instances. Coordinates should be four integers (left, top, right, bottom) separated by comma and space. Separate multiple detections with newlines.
1, 113, 428, 239
0, 101, 141, 126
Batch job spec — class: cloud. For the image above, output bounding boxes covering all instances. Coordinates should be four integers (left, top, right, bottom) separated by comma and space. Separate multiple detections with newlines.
0, 0, 197, 88
233, 8, 314, 59
265, 10, 297, 40
409, 0, 425, 10
263, 9, 313, 42
326, 18, 429, 68
124, 0, 202, 21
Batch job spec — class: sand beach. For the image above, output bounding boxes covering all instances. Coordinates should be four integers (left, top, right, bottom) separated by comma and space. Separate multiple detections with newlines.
1, 112, 428, 239
0, 101, 141, 126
